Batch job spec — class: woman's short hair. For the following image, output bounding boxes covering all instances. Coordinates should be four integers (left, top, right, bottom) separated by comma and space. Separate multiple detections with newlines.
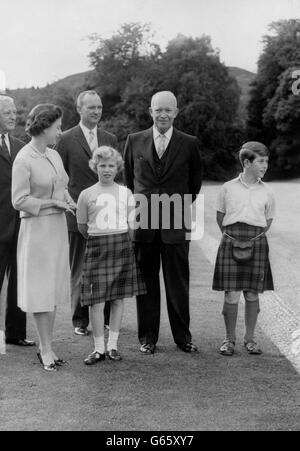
26, 104, 63, 137
89, 146, 124, 173
239, 141, 270, 167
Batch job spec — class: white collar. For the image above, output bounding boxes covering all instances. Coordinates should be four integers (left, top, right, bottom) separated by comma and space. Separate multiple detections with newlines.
238, 173, 263, 188
79, 122, 98, 137
153, 126, 173, 141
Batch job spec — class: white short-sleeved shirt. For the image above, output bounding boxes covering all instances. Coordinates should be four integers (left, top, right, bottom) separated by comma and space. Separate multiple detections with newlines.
216, 175, 276, 228
77, 183, 134, 236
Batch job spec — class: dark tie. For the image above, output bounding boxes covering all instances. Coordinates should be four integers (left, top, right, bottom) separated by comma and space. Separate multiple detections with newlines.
0, 134, 11, 161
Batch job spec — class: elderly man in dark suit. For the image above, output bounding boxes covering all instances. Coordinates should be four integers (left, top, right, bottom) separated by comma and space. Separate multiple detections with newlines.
0, 95, 35, 348
56, 91, 118, 336
124, 91, 202, 354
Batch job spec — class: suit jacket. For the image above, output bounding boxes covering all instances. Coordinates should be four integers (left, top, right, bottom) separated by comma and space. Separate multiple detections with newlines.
124, 127, 202, 243
12, 145, 69, 218
56, 124, 118, 232
0, 136, 25, 243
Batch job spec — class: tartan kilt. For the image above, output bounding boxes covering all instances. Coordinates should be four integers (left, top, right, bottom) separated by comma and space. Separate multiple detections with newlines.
212, 222, 274, 293
81, 232, 146, 306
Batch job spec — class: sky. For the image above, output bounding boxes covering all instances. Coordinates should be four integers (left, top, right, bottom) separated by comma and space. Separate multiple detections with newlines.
0, 0, 299, 89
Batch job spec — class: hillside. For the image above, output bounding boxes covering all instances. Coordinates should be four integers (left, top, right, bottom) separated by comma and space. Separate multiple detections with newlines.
8, 66, 255, 127
49, 71, 93, 91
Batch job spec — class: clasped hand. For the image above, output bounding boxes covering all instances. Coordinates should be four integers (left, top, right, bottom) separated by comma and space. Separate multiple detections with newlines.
55, 199, 77, 216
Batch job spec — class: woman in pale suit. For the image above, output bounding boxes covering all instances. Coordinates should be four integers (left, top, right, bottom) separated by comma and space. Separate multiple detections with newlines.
12, 104, 76, 372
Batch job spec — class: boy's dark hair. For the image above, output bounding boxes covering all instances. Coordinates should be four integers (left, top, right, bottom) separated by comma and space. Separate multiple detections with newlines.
239, 141, 270, 167
26, 104, 63, 137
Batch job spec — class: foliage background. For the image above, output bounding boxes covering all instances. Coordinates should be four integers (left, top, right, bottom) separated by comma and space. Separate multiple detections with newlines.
7, 20, 300, 180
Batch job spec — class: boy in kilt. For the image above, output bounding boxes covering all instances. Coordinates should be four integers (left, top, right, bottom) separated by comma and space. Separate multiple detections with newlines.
76, 146, 146, 364
212, 142, 275, 356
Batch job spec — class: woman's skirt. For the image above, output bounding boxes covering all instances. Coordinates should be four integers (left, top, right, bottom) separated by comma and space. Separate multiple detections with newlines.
17, 213, 70, 313
212, 222, 274, 293
81, 232, 146, 306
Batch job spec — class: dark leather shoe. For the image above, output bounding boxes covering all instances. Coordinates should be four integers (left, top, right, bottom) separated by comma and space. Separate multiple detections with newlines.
54, 358, 68, 366
140, 343, 156, 354
177, 342, 198, 353
84, 351, 105, 366
37, 350, 67, 366
6, 338, 36, 347
42, 363, 57, 373
74, 327, 89, 336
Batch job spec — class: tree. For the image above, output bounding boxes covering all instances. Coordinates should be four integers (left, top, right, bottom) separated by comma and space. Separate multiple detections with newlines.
156, 34, 242, 179
247, 19, 300, 177
88, 23, 161, 118
10, 22, 243, 180
88, 28, 242, 179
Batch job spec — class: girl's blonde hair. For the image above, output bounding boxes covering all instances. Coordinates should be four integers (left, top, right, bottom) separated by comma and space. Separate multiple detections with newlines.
89, 146, 124, 173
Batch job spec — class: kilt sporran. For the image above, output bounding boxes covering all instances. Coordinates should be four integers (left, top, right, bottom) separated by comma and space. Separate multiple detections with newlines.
224, 231, 265, 264
213, 223, 274, 292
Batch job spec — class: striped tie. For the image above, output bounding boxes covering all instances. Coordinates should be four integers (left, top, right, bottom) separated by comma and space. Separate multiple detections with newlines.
0, 134, 11, 161
156, 134, 166, 159
88, 130, 96, 152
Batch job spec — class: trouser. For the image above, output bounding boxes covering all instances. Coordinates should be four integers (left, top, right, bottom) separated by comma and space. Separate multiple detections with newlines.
135, 233, 191, 346
0, 239, 26, 340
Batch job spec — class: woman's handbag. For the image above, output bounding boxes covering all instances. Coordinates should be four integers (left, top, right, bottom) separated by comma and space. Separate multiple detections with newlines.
223, 231, 265, 264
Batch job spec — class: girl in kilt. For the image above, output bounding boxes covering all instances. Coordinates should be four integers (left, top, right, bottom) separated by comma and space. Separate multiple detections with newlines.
212, 142, 275, 356
77, 146, 146, 365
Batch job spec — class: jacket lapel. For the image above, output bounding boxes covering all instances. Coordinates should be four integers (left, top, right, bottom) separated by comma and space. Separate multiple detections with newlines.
162, 128, 183, 176
142, 127, 156, 174
0, 136, 12, 164
0, 135, 22, 164
9, 136, 20, 163
74, 125, 92, 158
0, 149, 11, 164
96, 128, 108, 147
97, 129, 103, 146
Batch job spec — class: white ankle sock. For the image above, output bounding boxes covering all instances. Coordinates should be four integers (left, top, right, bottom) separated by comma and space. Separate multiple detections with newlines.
107, 331, 119, 351
94, 336, 105, 354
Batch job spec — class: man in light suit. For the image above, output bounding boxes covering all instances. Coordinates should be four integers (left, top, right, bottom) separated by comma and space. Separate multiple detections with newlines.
0, 95, 35, 347
124, 91, 202, 354
57, 91, 118, 335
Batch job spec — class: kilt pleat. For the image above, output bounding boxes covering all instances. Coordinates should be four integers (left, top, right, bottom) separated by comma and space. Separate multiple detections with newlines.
212, 222, 274, 293
81, 232, 146, 305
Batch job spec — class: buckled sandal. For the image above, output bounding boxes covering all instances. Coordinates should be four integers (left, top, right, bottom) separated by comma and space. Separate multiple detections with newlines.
106, 349, 122, 361
84, 351, 105, 365
219, 339, 235, 356
244, 341, 262, 355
